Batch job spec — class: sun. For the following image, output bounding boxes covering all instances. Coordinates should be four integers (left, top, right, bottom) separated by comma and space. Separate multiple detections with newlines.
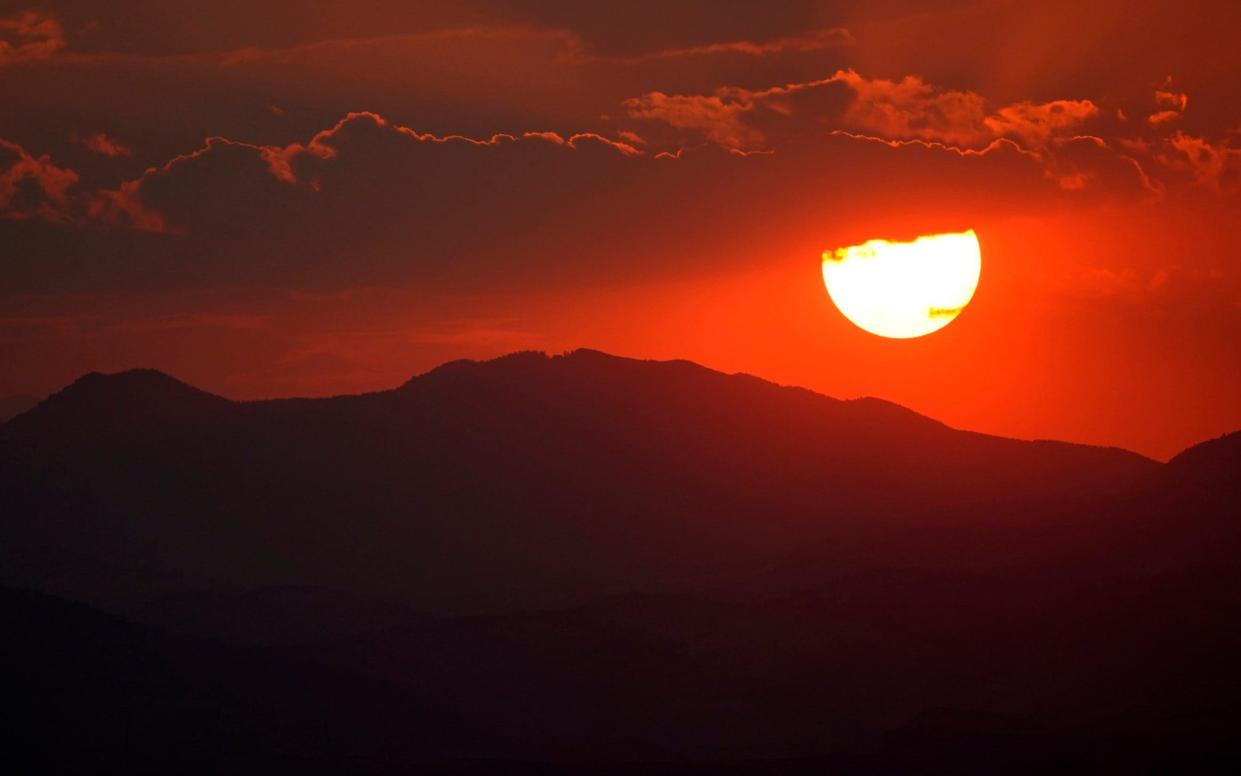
821, 229, 981, 339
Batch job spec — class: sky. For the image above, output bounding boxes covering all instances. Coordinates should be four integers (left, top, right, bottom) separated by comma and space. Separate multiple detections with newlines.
2, 0, 1240, 459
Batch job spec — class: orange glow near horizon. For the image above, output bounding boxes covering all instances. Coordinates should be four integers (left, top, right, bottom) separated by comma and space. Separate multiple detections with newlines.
822, 230, 982, 339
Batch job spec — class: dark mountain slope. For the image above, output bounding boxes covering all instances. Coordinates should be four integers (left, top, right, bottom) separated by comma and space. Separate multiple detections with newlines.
1163, 429, 1241, 498
0, 350, 1157, 613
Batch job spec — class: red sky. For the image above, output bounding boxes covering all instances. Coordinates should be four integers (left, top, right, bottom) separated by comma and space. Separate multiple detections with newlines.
3, 0, 1240, 459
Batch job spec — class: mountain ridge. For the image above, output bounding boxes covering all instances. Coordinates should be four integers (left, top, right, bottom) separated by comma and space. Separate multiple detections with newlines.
5, 349, 1173, 463
1, 348, 1176, 615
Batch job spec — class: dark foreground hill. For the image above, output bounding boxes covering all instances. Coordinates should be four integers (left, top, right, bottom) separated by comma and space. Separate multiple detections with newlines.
3, 350, 1239, 772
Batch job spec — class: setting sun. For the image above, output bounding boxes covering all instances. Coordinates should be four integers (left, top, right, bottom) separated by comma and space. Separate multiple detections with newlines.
822, 230, 982, 339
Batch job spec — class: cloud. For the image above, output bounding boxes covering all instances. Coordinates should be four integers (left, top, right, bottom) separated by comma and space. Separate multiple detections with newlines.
0, 138, 80, 223
0, 112, 648, 233
832, 70, 991, 147
0, 135, 173, 229
615, 130, 645, 147
1045, 135, 1163, 198
1148, 80, 1189, 126
622, 74, 848, 150
0, 10, 64, 66
622, 70, 1148, 197
983, 100, 1100, 146
523, 130, 644, 156
85, 179, 168, 232
625, 70, 1101, 154
1154, 89, 1189, 112
72, 132, 133, 158
622, 89, 770, 149
1147, 110, 1181, 126
247, 111, 645, 187
1158, 132, 1241, 193
826, 130, 1035, 160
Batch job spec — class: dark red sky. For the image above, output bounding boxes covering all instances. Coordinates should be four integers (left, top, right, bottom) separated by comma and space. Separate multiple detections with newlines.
3, 0, 1240, 459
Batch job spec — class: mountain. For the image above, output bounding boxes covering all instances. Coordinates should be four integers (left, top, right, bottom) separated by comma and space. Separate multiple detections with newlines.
0, 392, 40, 423
1164, 429, 1241, 497
2, 350, 1240, 771
0, 349, 1155, 612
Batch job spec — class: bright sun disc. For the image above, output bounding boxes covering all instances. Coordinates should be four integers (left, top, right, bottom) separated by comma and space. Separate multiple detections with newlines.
822, 229, 981, 339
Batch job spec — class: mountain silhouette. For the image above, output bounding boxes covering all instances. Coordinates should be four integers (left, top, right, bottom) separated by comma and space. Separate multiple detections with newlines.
1, 349, 1155, 612
1164, 429, 1241, 498
4, 350, 1240, 772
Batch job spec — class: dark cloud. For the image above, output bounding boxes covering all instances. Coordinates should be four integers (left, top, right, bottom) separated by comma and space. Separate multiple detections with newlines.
0, 138, 80, 222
